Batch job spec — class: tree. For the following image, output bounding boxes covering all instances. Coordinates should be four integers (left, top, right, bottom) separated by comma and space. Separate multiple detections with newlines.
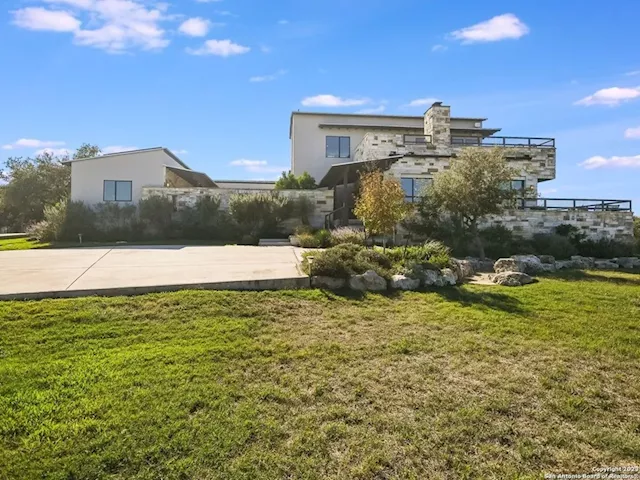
634, 216, 640, 250
74, 143, 101, 159
426, 147, 517, 259
0, 144, 100, 230
275, 171, 317, 190
353, 170, 409, 248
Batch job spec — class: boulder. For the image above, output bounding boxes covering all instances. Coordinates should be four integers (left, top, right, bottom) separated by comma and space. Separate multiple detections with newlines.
465, 257, 495, 273
349, 270, 387, 292
390, 274, 420, 290
614, 257, 640, 269
555, 260, 576, 270
539, 263, 557, 273
311, 276, 346, 289
452, 259, 475, 280
570, 255, 595, 269
490, 271, 534, 287
594, 260, 619, 270
289, 235, 301, 247
422, 269, 439, 286
510, 255, 545, 274
539, 255, 556, 265
494, 258, 521, 273
440, 268, 457, 286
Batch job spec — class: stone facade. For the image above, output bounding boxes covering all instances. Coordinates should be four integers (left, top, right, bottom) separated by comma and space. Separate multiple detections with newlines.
142, 187, 334, 230
480, 209, 635, 241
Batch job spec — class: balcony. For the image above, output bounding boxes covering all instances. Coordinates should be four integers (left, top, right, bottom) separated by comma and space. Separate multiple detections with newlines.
515, 198, 632, 212
451, 136, 555, 148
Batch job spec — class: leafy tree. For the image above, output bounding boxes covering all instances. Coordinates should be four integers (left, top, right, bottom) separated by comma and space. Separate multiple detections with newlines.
426, 147, 517, 259
275, 171, 317, 190
353, 170, 409, 248
634, 216, 640, 250
0, 144, 100, 231
74, 143, 101, 159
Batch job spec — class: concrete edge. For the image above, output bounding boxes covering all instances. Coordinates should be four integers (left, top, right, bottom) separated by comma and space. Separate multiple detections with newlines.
0, 277, 310, 301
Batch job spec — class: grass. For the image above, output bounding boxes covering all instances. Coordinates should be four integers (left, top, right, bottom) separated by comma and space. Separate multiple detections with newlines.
1, 271, 639, 479
0, 238, 231, 251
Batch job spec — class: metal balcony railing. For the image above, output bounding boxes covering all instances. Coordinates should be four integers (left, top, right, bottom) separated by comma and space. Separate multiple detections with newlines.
452, 136, 555, 148
403, 134, 432, 145
514, 198, 632, 212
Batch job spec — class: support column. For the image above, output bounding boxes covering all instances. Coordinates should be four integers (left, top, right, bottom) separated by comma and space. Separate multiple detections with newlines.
341, 166, 350, 226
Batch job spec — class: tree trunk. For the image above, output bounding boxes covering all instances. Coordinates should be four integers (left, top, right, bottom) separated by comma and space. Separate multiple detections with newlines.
470, 219, 485, 260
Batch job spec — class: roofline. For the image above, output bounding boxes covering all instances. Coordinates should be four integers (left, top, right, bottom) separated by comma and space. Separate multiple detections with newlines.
213, 179, 277, 184
61, 147, 190, 170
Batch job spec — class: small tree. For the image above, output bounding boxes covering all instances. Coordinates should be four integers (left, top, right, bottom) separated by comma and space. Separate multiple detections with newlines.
427, 147, 517, 259
353, 170, 409, 248
275, 171, 317, 190
74, 143, 101, 159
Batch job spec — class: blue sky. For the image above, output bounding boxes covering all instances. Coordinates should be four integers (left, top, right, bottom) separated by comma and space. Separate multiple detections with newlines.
1, 0, 639, 212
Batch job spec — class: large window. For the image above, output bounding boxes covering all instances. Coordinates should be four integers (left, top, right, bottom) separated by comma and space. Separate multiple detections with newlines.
401, 177, 433, 203
103, 180, 133, 202
326, 136, 350, 158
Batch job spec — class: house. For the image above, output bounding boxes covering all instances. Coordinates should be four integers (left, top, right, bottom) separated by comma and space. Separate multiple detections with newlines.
65, 147, 216, 205
288, 103, 633, 239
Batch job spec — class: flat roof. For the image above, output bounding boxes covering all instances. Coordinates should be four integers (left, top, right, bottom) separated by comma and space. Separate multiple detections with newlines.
62, 147, 190, 170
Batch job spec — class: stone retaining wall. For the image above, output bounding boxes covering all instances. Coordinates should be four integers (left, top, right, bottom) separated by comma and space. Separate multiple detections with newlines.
142, 187, 334, 229
480, 209, 634, 240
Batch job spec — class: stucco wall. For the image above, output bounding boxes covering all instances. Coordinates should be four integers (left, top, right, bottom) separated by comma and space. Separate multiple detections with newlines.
70, 150, 182, 205
142, 187, 334, 229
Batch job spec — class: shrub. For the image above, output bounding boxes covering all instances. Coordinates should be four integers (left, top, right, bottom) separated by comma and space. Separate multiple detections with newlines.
385, 240, 451, 270
229, 192, 293, 238
577, 238, 635, 258
530, 233, 577, 259
60, 201, 97, 241
297, 232, 321, 248
179, 195, 226, 240
294, 224, 314, 236
93, 203, 140, 241
291, 195, 315, 226
26, 200, 68, 242
275, 171, 317, 190
479, 225, 516, 259
330, 227, 366, 246
138, 196, 175, 238
555, 223, 587, 245
303, 244, 393, 279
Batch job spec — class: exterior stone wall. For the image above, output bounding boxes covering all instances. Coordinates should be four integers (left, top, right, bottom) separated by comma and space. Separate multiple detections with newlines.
142, 187, 334, 230
480, 209, 635, 241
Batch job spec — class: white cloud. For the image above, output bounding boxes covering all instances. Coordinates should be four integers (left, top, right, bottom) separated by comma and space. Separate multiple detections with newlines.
356, 105, 386, 114
579, 154, 640, 169
249, 69, 287, 82
178, 17, 210, 37
229, 159, 285, 173
301, 95, 369, 107
431, 44, 447, 52
12, 7, 81, 32
102, 145, 138, 154
624, 126, 640, 139
12, 1, 175, 53
186, 39, 250, 56
2, 138, 66, 150
451, 13, 529, 44
35, 147, 72, 157
406, 97, 440, 107
575, 86, 640, 106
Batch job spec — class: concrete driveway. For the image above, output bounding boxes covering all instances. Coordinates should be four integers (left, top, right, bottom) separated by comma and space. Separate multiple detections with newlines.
0, 246, 308, 299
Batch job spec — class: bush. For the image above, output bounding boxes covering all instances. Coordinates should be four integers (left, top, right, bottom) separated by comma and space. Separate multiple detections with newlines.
555, 223, 587, 244
576, 238, 635, 258
26, 200, 68, 242
60, 201, 97, 241
329, 227, 366, 246
93, 203, 140, 241
530, 233, 577, 259
479, 225, 516, 259
179, 195, 228, 240
385, 240, 451, 270
303, 244, 393, 279
297, 229, 331, 248
291, 195, 315, 226
229, 192, 293, 238
274, 171, 317, 190
138, 196, 175, 238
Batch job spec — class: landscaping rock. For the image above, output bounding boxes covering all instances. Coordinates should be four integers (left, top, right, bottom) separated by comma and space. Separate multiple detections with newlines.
614, 257, 640, 269
555, 260, 576, 270
349, 270, 387, 292
311, 276, 346, 289
465, 257, 495, 273
390, 274, 420, 290
539, 255, 556, 265
510, 255, 545, 274
494, 258, 521, 273
570, 255, 595, 269
422, 269, 439, 287
452, 259, 475, 280
289, 235, 301, 247
539, 263, 557, 273
440, 268, 457, 286
491, 271, 534, 287
594, 260, 619, 270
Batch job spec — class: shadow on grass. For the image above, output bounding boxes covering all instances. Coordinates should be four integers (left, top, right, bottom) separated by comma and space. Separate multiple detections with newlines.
433, 287, 528, 315
542, 270, 640, 286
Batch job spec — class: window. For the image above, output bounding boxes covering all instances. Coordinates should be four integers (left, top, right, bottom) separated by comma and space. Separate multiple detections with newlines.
510, 180, 525, 193
326, 136, 350, 158
401, 177, 433, 203
103, 180, 132, 202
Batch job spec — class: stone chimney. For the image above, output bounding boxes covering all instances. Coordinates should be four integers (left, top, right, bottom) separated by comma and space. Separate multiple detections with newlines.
424, 102, 451, 146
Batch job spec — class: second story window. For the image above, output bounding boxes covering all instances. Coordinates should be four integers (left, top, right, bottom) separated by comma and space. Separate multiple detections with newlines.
401, 177, 433, 203
326, 136, 350, 158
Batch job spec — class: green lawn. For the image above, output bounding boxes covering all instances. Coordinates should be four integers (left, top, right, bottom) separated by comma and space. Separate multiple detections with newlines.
1, 272, 639, 479
0, 238, 230, 251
